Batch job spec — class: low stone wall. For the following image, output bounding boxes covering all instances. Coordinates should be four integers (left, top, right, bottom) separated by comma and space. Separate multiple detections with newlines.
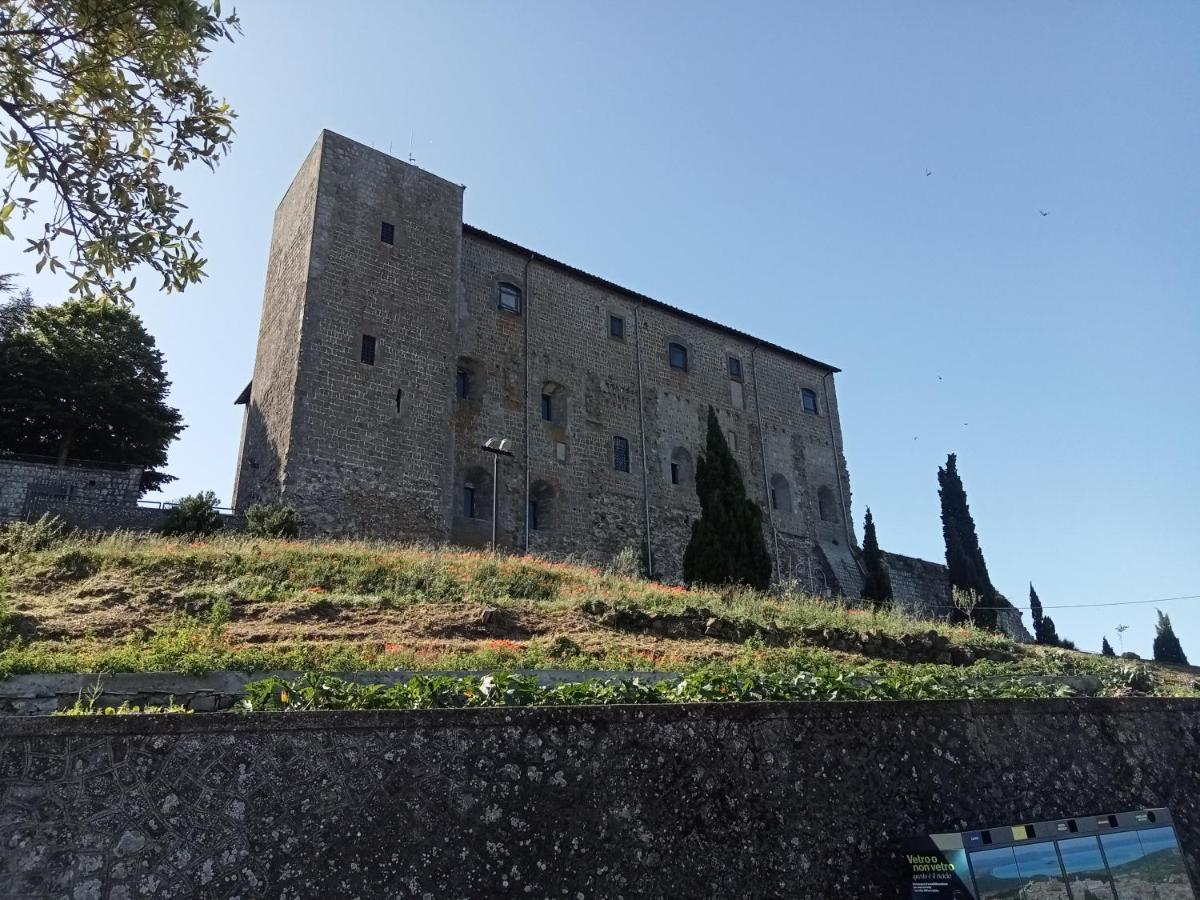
24, 498, 243, 533
0, 457, 142, 520
2, 697, 1198, 898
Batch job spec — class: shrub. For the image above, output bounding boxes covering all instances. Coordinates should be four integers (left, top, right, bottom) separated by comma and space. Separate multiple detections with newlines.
245, 503, 301, 538
607, 545, 645, 581
160, 491, 224, 537
0, 514, 69, 554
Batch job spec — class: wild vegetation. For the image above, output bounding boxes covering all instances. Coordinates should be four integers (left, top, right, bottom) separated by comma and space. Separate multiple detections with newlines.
0, 527, 1194, 704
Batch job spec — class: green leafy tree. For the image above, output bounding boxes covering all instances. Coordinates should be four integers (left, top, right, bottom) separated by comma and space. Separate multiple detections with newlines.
1101, 636, 1116, 657
0, 1, 239, 302
683, 406, 771, 590
859, 507, 892, 607
937, 453, 1014, 630
1152, 610, 1189, 666
0, 297, 183, 491
160, 490, 222, 536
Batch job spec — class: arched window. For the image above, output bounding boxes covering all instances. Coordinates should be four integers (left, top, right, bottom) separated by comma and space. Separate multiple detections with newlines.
818, 485, 837, 523
463, 466, 491, 520
540, 381, 565, 425
529, 480, 556, 531
769, 474, 793, 514
669, 447, 693, 486
456, 356, 482, 402
498, 282, 522, 313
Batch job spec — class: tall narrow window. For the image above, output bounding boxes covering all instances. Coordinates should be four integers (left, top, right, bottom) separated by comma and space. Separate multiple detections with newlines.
528, 499, 540, 531
456, 369, 469, 399
463, 484, 477, 518
609, 314, 625, 339
670, 463, 681, 485
360, 334, 376, 365
818, 485, 836, 522
395, 388, 404, 412
498, 282, 522, 313
727, 430, 737, 452
728, 356, 743, 381
802, 388, 819, 414
613, 435, 630, 473
668, 342, 688, 371
380, 221, 395, 245
540, 393, 553, 422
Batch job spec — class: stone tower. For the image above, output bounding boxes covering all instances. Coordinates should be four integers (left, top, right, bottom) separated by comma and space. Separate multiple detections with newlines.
233, 130, 464, 539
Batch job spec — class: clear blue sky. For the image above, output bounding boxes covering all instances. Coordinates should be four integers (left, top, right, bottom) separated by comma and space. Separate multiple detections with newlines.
3, 2, 1198, 658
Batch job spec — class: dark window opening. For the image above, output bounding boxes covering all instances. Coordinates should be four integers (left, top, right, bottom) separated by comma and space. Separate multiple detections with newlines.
609, 314, 625, 339
499, 282, 522, 313
668, 342, 688, 371
541, 393, 553, 422
818, 485, 836, 523
670, 462, 681, 485
463, 484, 477, 518
360, 334, 376, 365
528, 499, 539, 531
802, 388, 819, 414
395, 388, 403, 412
613, 435, 630, 473
728, 356, 743, 380
456, 369, 469, 400
380, 221, 395, 245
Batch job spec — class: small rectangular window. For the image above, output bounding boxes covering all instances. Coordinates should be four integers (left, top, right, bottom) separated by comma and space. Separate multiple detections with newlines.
613, 435, 630, 473
670, 462, 681, 485
361, 334, 376, 365
727, 430, 737, 452
455, 369, 469, 399
728, 356, 742, 380
802, 388, 819, 414
668, 342, 688, 371
528, 499, 539, 531
609, 315, 624, 339
380, 221, 395, 245
463, 484, 476, 518
540, 393, 553, 421
499, 282, 522, 313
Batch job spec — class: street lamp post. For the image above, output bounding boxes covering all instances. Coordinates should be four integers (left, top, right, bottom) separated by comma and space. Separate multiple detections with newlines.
480, 438, 514, 552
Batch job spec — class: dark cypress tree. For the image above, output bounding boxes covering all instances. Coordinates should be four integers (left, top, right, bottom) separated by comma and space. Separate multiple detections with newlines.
1030, 584, 1062, 646
1152, 610, 1190, 665
683, 406, 772, 590
860, 507, 893, 608
937, 453, 1006, 629
1101, 637, 1116, 657
1029, 583, 1045, 637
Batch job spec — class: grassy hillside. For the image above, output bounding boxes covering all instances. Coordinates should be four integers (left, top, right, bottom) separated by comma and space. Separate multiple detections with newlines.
0, 531, 1195, 700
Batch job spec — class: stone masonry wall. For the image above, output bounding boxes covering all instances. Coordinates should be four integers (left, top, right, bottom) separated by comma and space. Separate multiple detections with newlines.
2, 698, 1198, 898
0, 458, 141, 521
233, 130, 862, 585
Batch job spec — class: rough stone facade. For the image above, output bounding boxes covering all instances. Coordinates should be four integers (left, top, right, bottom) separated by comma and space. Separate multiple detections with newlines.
2, 698, 1198, 898
234, 131, 865, 591
0, 457, 141, 522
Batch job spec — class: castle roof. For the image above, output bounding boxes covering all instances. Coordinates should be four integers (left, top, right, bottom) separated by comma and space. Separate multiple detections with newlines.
462, 224, 840, 374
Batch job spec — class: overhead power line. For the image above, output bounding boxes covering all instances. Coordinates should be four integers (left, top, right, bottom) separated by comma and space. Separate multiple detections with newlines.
908, 594, 1200, 613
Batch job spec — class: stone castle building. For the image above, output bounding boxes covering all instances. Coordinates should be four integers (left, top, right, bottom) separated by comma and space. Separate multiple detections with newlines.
232, 130, 933, 599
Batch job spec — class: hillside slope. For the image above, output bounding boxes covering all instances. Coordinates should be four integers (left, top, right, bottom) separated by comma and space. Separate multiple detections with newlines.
0, 532, 1195, 699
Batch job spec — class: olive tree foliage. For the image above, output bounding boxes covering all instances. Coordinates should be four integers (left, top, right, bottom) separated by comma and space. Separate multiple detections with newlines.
0, 1, 239, 303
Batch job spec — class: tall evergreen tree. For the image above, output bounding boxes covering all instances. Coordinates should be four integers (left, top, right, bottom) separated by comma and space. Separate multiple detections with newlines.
1152, 610, 1190, 665
682, 406, 772, 590
1101, 637, 1116, 657
937, 453, 1005, 629
860, 507, 893, 607
1029, 584, 1062, 646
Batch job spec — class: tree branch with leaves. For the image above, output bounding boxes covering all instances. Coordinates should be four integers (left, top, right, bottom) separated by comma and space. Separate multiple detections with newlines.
0, 0, 239, 303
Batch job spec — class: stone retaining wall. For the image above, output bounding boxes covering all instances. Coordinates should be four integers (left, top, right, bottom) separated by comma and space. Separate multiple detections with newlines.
2, 697, 1198, 898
